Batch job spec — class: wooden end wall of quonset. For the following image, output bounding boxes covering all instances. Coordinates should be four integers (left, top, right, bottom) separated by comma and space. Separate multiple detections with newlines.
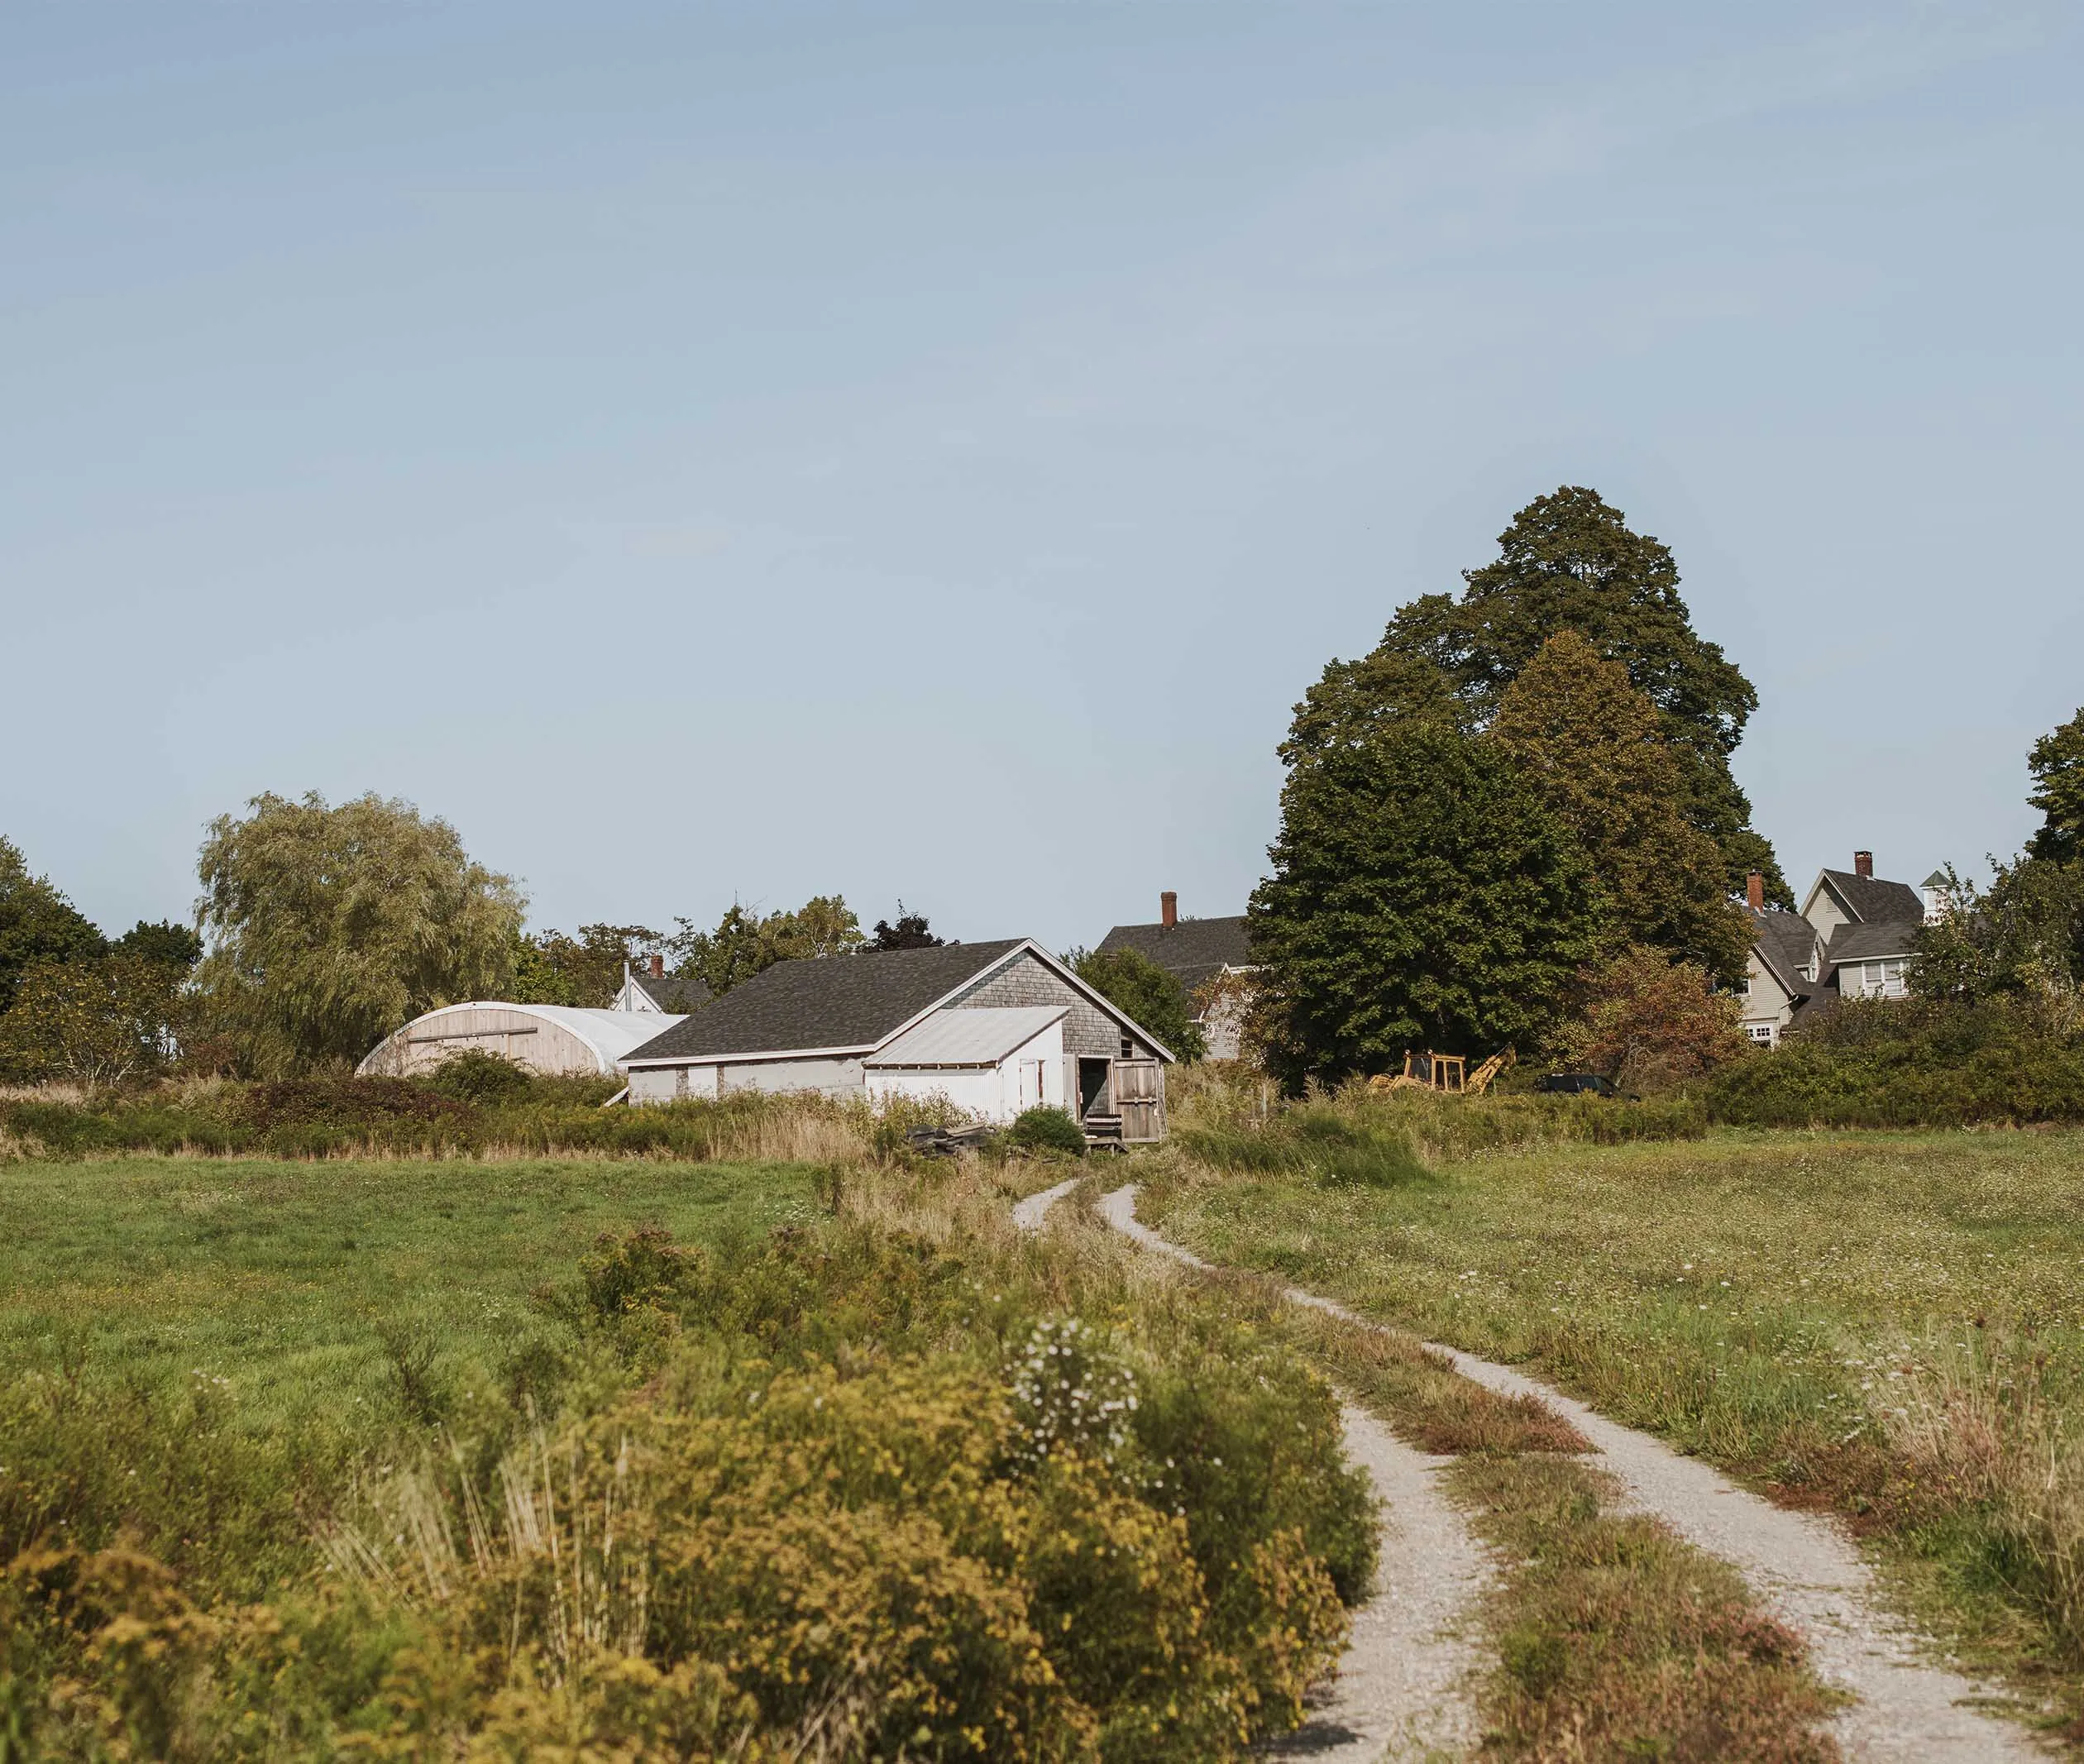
360, 1006, 609, 1078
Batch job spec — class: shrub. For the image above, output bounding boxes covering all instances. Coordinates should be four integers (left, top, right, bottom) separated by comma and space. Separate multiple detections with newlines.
1705, 997, 2084, 1128
1007, 1105, 1085, 1156
418, 1047, 534, 1106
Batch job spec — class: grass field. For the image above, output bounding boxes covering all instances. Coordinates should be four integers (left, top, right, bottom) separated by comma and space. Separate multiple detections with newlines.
0, 1155, 816, 1429
1143, 1125, 2084, 1737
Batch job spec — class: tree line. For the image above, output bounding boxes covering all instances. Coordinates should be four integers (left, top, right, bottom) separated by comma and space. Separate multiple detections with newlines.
0, 793, 958, 1083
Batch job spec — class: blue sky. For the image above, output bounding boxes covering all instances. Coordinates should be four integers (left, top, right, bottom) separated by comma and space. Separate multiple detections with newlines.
3, 2, 2077, 948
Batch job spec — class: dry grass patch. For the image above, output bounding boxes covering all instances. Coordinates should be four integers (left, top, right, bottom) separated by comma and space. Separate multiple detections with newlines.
1461, 1454, 1844, 1762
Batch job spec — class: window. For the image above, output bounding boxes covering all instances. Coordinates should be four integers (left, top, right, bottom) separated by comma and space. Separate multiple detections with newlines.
1747, 1022, 1776, 1045
1736, 973, 1753, 997
1847, 957, 1910, 1000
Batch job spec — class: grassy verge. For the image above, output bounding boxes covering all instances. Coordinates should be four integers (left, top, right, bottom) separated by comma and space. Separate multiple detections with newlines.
1139, 1121, 2084, 1742
1070, 1200, 1848, 1763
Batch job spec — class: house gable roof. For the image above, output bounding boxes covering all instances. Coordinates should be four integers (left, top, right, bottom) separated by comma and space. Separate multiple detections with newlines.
1748, 908, 1817, 997
624, 940, 1027, 1064
625, 970, 712, 1014
1096, 915, 1252, 994
1824, 920, 1924, 965
1808, 869, 1924, 927
620, 939, 1177, 1067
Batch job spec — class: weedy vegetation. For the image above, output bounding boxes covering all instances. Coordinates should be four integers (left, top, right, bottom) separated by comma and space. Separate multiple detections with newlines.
0, 1130, 1374, 1761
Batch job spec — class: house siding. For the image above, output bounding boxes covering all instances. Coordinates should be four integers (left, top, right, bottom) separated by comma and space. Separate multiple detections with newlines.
1738, 960, 1795, 1045
949, 953, 1160, 1062
719, 1056, 865, 1099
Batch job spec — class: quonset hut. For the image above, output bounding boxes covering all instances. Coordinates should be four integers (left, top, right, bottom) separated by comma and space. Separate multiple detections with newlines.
356, 1003, 686, 1080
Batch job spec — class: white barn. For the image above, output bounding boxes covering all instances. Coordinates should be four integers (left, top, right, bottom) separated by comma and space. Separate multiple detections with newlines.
358, 1003, 686, 1080
620, 939, 1170, 1140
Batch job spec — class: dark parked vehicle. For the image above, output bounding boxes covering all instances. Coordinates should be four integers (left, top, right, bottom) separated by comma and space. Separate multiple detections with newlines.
1537, 1073, 1637, 1099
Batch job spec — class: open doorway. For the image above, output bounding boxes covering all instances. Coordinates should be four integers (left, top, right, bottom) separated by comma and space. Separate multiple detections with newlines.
1076, 1057, 1111, 1121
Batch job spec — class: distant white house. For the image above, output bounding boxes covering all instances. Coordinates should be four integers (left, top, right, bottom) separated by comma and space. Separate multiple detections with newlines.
620, 938, 1172, 1140
358, 1002, 685, 1079
1738, 851, 1933, 1046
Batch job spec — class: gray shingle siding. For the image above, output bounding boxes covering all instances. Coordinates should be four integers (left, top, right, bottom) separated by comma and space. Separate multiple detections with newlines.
951, 951, 1162, 1062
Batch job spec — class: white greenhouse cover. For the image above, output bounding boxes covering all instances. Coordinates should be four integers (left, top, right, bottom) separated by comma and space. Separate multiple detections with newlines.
403, 1004, 686, 1071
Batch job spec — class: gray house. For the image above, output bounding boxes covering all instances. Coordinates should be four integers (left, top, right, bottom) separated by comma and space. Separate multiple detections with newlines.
619, 938, 1173, 1140
1097, 892, 1255, 1059
1738, 852, 1935, 1045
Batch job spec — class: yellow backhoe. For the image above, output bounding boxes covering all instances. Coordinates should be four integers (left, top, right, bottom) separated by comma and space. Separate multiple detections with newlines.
1367, 1045, 1515, 1097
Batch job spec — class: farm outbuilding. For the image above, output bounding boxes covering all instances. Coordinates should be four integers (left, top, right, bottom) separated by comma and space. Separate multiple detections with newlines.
620, 939, 1171, 1140
357, 1003, 686, 1080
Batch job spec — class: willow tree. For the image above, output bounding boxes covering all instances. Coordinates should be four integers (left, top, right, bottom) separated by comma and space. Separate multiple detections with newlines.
194, 791, 523, 1074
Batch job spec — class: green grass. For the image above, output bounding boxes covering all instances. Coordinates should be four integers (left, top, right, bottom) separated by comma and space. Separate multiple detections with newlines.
1142, 1126, 2084, 1739
0, 1155, 815, 1429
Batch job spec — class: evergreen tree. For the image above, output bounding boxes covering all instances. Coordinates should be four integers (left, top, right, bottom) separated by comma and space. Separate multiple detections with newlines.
869, 904, 944, 950
1491, 631, 1753, 982
1249, 719, 1599, 1088
1293, 486, 1787, 902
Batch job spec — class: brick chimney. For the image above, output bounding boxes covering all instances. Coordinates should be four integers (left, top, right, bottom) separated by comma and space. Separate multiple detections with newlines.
1160, 891, 1178, 930
1746, 872, 1765, 911
1854, 850, 1873, 879
649, 953, 665, 978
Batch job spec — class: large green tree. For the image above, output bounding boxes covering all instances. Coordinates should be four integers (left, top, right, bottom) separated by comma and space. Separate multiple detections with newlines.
0, 836, 108, 1013
1917, 705, 2084, 1016
1491, 630, 1754, 982
194, 791, 523, 1074
1291, 486, 1787, 902
1067, 947, 1207, 1062
668, 896, 864, 998
1249, 719, 1599, 1088
511, 923, 664, 1008
0, 950, 194, 1085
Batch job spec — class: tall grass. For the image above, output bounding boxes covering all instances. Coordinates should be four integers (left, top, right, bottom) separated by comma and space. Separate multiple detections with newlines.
1877, 1331, 2084, 1666
0, 1154, 1378, 1761
1167, 1063, 1704, 1174
0, 1080, 963, 1164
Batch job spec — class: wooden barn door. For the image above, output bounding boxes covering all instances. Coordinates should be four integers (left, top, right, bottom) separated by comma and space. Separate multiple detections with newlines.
1111, 1059, 1164, 1143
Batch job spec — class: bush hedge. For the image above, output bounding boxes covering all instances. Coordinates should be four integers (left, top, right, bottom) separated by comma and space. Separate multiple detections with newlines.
1007, 1104, 1086, 1156
1704, 999, 2084, 1128
0, 1074, 902, 1164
